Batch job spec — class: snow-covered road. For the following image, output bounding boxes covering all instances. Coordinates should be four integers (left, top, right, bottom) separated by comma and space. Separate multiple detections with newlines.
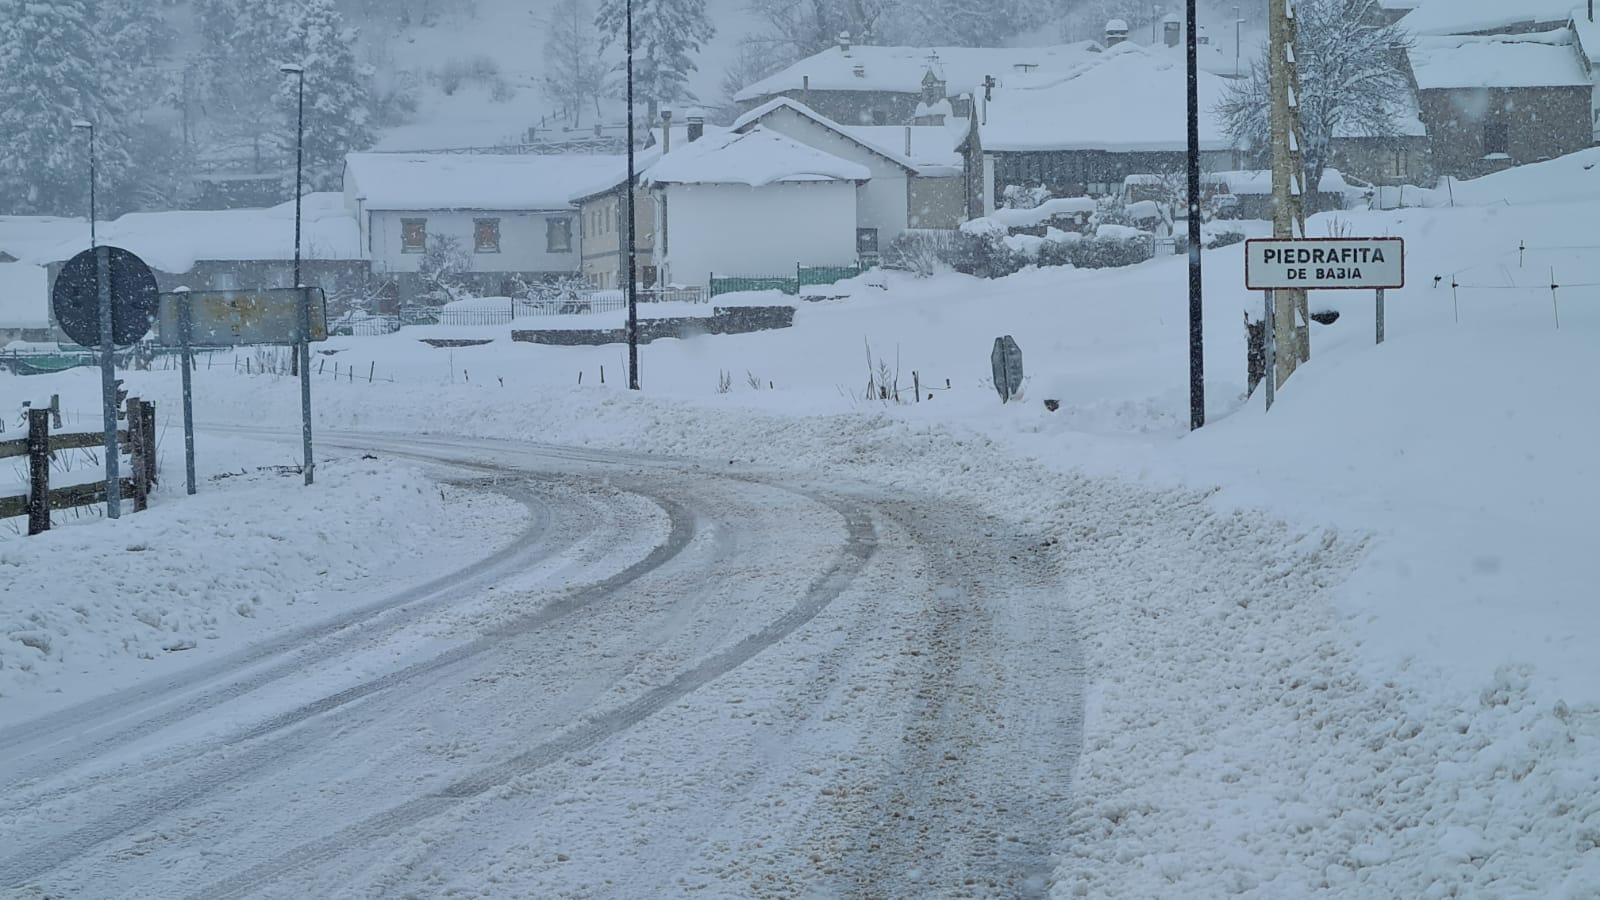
0, 432, 1084, 898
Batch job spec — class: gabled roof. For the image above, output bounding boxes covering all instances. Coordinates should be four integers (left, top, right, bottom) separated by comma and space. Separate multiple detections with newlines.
642, 127, 870, 186
731, 97, 919, 174
976, 43, 1233, 153
1399, 0, 1577, 35
733, 42, 1106, 103
343, 153, 629, 211
1410, 30, 1590, 89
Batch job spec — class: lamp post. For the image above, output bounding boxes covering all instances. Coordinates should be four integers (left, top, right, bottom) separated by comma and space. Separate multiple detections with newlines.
1234, 5, 1244, 79
280, 62, 314, 485
72, 118, 123, 516
625, 0, 640, 389
1186, 0, 1205, 430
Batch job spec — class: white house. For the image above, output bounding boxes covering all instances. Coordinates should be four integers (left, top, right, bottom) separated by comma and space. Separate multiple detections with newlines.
341, 153, 626, 302
730, 97, 966, 256
642, 127, 869, 288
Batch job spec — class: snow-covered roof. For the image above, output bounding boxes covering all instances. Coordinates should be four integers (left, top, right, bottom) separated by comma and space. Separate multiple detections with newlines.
0, 216, 91, 266
0, 195, 361, 274
843, 124, 966, 173
0, 261, 49, 328
977, 43, 1233, 153
344, 153, 629, 211
643, 127, 871, 186
1399, 0, 1577, 35
731, 97, 918, 172
1410, 31, 1590, 89
1570, 9, 1600, 61
733, 42, 1106, 103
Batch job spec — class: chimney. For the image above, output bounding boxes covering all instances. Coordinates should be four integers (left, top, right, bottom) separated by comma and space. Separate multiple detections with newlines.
1105, 18, 1129, 46
1164, 15, 1181, 48
661, 109, 672, 153
838, 30, 851, 54
687, 114, 704, 142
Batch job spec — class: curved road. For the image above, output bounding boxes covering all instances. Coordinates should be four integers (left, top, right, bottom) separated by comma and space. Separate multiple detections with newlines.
0, 432, 1083, 898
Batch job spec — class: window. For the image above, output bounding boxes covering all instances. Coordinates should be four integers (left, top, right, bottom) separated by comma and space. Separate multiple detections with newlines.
1393, 148, 1407, 178
872, 109, 889, 126
1484, 121, 1509, 156
547, 217, 572, 252
856, 228, 880, 255
401, 218, 426, 253
474, 218, 500, 253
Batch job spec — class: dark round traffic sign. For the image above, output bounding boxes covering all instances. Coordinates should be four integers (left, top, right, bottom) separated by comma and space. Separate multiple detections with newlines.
51, 246, 160, 348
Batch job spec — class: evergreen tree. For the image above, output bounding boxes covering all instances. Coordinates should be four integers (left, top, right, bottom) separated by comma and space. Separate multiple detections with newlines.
596, 0, 715, 119
278, 0, 375, 190
543, 0, 610, 126
0, 0, 128, 215
192, 0, 297, 172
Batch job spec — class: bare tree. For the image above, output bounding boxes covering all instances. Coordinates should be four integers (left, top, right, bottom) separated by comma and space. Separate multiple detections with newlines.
1217, 0, 1412, 213
541, 0, 610, 125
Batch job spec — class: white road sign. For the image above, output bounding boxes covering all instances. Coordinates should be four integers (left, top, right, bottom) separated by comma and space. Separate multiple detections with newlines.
1245, 237, 1405, 291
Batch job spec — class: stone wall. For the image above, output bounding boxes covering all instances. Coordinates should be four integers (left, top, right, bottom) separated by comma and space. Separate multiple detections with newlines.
512, 305, 795, 346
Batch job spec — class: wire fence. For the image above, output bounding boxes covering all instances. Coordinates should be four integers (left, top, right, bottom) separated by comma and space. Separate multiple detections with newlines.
1439, 241, 1600, 329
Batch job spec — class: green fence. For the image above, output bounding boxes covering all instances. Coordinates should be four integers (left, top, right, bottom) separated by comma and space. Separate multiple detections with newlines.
709, 263, 863, 299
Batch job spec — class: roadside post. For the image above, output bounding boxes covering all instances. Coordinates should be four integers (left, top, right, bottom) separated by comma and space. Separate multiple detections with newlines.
50, 246, 160, 519
1245, 237, 1405, 411
156, 287, 327, 488
176, 286, 197, 495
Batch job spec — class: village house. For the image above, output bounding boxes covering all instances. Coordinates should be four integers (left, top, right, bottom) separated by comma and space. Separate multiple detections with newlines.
729, 97, 965, 256
1397, 0, 1578, 37
1408, 30, 1593, 178
341, 152, 623, 304
1568, 8, 1600, 141
3, 198, 365, 343
961, 43, 1237, 218
641, 127, 869, 289
733, 36, 1106, 126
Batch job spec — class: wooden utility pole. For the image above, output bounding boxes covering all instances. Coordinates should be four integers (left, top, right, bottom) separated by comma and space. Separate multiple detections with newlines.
1268, 0, 1311, 386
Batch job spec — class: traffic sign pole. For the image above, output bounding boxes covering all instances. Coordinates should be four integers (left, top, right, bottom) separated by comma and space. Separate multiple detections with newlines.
178, 288, 197, 495
1264, 288, 1276, 412
1376, 288, 1385, 345
96, 246, 121, 519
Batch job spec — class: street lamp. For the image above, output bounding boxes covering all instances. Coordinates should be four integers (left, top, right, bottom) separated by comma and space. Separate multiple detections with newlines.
1234, 5, 1244, 79
280, 62, 314, 485
71, 120, 96, 248
72, 118, 123, 515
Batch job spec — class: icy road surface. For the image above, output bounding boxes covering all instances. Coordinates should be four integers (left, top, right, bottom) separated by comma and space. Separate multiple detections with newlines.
0, 433, 1083, 898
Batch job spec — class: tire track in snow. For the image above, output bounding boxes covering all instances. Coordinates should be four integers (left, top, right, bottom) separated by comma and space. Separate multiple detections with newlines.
0, 477, 697, 891
186, 491, 879, 900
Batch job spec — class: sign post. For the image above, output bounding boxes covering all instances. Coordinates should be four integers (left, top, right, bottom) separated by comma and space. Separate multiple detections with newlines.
1264, 289, 1276, 411
52, 245, 160, 520
1245, 237, 1404, 410
177, 287, 197, 495
95, 247, 120, 518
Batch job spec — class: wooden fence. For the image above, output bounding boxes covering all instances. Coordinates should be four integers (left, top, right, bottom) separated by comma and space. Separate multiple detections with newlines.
0, 396, 158, 535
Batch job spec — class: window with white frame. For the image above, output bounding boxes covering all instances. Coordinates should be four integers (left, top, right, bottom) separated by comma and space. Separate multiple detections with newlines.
547, 217, 572, 252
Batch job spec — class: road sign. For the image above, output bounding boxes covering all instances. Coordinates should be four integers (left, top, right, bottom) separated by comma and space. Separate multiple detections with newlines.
50, 246, 159, 347
154, 287, 327, 346
1246, 237, 1404, 291
991, 335, 1023, 403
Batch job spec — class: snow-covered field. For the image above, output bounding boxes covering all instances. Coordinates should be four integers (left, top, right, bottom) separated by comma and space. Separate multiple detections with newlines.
3, 152, 1598, 896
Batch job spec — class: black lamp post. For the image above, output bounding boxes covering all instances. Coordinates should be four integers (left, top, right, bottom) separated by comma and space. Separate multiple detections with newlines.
625, 0, 640, 390
1187, 0, 1205, 430
281, 62, 314, 484
72, 117, 122, 517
